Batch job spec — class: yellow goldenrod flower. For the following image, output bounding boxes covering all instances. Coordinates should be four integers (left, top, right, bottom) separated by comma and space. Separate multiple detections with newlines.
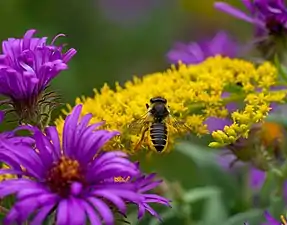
55, 56, 286, 154
209, 90, 287, 148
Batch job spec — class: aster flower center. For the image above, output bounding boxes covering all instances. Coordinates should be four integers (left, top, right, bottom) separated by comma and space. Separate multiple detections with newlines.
265, 16, 286, 35
46, 157, 84, 197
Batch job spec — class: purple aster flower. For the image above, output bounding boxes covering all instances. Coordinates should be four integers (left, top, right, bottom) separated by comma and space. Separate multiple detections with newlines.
0, 104, 170, 224
167, 31, 239, 65
214, 0, 287, 60
0, 29, 76, 126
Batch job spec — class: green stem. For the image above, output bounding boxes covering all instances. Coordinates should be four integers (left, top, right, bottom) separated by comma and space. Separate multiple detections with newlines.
242, 166, 252, 209
274, 54, 287, 82
270, 164, 286, 197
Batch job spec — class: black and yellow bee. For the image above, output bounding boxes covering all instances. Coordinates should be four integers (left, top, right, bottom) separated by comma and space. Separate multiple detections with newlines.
127, 96, 190, 153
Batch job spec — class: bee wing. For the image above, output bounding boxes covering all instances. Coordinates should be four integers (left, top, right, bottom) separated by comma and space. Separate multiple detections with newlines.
166, 115, 192, 133
126, 112, 152, 134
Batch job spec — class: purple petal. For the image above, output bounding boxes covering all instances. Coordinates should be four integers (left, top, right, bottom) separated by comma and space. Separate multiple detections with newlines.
0, 141, 45, 179
56, 199, 69, 225
264, 211, 281, 224
204, 117, 233, 133
208, 31, 237, 57
13, 197, 41, 221
249, 167, 266, 190
33, 130, 53, 169
45, 126, 61, 160
283, 181, 287, 202
90, 190, 127, 214
214, 2, 263, 26
92, 189, 143, 203
82, 200, 102, 225
242, 0, 255, 13
30, 204, 56, 225
71, 182, 83, 196
88, 197, 114, 225
0, 29, 76, 100
68, 197, 86, 225
62, 104, 82, 157
216, 151, 245, 170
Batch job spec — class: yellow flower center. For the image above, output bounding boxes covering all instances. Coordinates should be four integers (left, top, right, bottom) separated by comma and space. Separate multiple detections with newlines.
46, 157, 84, 197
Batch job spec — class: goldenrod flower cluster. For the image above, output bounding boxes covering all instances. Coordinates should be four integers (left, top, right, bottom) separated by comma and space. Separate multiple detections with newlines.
55, 56, 287, 154
209, 91, 287, 148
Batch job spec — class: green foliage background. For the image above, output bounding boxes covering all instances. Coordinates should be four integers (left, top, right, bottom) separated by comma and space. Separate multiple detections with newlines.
0, 0, 278, 224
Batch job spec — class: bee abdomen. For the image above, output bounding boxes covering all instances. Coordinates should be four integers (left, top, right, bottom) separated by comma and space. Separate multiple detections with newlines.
150, 122, 167, 152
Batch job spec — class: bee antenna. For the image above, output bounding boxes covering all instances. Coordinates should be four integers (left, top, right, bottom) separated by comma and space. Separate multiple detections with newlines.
145, 104, 149, 109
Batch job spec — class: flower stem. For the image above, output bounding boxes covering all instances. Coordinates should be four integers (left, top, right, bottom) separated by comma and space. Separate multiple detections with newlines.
274, 54, 287, 82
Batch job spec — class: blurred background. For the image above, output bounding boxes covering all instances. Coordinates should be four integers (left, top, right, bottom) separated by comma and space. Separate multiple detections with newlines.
0, 0, 274, 224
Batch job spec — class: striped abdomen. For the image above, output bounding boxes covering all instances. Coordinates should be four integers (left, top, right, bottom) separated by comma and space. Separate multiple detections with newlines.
150, 122, 168, 152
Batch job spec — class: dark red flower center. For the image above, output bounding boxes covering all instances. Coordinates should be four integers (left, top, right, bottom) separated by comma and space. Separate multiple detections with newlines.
266, 16, 286, 35
46, 156, 85, 197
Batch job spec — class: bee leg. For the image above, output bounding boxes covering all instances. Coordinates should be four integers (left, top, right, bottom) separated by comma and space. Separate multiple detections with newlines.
134, 127, 149, 151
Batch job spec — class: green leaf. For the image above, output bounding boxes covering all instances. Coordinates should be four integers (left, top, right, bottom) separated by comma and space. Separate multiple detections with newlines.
43, 212, 56, 225
274, 54, 287, 82
183, 186, 220, 203
175, 142, 242, 211
259, 171, 277, 204
177, 186, 228, 225
202, 193, 228, 225
221, 209, 264, 225
183, 187, 227, 225
1, 195, 15, 213
268, 194, 286, 218
175, 142, 218, 168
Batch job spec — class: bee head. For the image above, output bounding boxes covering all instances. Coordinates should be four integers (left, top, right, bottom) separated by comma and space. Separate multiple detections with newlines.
150, 96, 167, 104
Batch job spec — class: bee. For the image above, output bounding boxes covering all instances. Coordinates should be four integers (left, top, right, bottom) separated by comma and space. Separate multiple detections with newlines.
127, 96, 190, 153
